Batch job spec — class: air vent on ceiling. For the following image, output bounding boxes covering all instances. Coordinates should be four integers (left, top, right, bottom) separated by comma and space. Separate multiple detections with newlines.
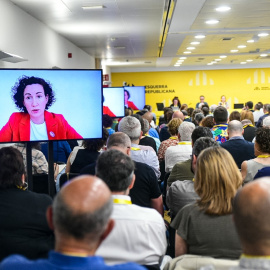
222, 37, 233, 41
198, 58, 205, 60
144, 61, 152, 64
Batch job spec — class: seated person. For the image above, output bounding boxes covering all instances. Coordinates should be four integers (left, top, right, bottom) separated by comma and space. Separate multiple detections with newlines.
103, 114, 115, 136
0, 147, 54, 261
65, 128, 108, 173
96, 149, 167, 266
171, 147, 242, 259
139, 119, 157, 153
165, 122, 195, 172
41, 141, 71, 163
0, 174, 144, 270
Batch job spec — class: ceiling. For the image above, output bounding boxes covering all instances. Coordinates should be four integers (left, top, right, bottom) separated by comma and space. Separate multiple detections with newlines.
9, 0, 270, 71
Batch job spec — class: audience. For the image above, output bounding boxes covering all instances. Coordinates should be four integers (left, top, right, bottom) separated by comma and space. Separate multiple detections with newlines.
139, 119, 157, 153
200, 115, 214, 128
103, 114, 115, 136
118, 116, 160, 179
221, 120, 255, 169
0, 175, 145, 270
165, 122, 195, 172
253, 103, 264, 124
95, 149, 167, 267
171, 147, 242, 259
256, 103, 270, 127
241, 127, 270, 184
229, 110, 241, 122
0, 147, 54, 261
66, 127, 108, 173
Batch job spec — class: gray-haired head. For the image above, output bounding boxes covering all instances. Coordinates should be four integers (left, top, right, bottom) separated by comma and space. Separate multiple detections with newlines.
142, 118, 150, 134
178, 122, 196, 141
96, 149, 135, 192
263, 116, 270, 127
118, 116, 141, 142
194, 113, 205, 124
192, 137, 220, 157
107, 132, 131, 150
210, 104, 217, 113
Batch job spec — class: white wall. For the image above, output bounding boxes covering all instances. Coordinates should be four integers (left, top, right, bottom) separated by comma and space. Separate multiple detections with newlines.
0, 0, 95, 69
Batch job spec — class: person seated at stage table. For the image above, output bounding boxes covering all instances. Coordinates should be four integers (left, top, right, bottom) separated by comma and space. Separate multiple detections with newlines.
241, 127, 270, 184
65, 128, 109, 174
195, 95, 208, 109
158, 118, 182, 162
170, 96, 181, 111
171, 147, 242, 259
0, 76, 82, 142
0, 147, 54, 261
218, 95, 229, 109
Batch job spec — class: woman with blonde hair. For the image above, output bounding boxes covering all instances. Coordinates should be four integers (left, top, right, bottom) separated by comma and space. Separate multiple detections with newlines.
171, 147, 242, 259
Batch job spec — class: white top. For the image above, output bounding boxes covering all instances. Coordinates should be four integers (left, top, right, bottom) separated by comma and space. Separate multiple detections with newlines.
253, 110, 264, 122
30, 121, 48, 141
96, 195, 167, 265
165, 142, 192, 172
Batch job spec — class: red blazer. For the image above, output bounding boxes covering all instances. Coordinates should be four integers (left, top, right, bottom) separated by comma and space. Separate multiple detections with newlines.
0, 111, 83, 142
103, 106, 116, 117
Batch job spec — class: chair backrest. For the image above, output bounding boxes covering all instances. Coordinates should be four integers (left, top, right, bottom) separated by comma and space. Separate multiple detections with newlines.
59, 173, 79, 189
32, 174, 56, 197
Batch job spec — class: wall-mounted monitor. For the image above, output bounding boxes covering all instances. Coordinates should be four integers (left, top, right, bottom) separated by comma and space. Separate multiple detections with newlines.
0, 69, 103, 142
103, 87, 125, 118
124, 86, 145, 110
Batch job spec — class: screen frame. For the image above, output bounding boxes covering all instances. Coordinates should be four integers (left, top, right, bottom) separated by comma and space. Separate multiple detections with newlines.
0, 68, 103, 143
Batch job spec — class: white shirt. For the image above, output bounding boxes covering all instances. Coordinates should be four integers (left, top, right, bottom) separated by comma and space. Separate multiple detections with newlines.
165, 142, 192, 172
30, 121, 48, 141
253, 110, 264, 123
96, 195, 167, 265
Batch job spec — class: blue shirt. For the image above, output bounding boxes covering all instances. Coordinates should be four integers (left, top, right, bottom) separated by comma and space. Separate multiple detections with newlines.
0, 251, 146, 270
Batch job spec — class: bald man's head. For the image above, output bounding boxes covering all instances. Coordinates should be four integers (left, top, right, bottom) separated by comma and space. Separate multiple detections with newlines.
233, 178, 270, 254
172, 111, 184, 120
228, 120, 243, 138
142, 111, 153, 124
52, 175, 113, 243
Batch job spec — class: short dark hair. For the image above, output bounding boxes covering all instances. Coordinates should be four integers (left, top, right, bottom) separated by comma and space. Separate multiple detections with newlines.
12, 76, 56, 113
53, 190, 112, 240
102, 114, 113, 128
229, 111, 241, 122
191, 126, 213, 144
0, 147, 25, 189
82, 128, 109, 151
246, 101, 253, 109
144, 105, 151, 111
96, 149, 135, 192
213, 106, 228, 124
256, 127, 270, 154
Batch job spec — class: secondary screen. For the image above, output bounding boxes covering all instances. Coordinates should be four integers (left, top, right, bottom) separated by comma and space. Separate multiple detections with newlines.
103, 87, 124, 117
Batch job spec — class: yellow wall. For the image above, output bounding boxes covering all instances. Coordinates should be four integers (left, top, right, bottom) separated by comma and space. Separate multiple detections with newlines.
112, 68, 270, 113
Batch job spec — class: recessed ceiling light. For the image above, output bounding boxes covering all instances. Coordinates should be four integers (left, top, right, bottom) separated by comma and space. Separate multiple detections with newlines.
240, 62, 247, 64
246, 59, 253, 62
82, 5, 104, 9
260, 54, 268, 57
205, 20, 219, 25
247, 39, 255, 43
177, 60, 184, 63
258, 33, 269, 37
238, 45, 246, 48
220, 55, 227, 58
190, 42, 200, 45
184, 51, 191, 54
215, 59, 221, 61
187, 47, 195, 50
230, 49, 238, 53
179, 57, 187, 59
215, 6, 231, 12
195, 35, 205, 39
207, 63, 213, 65
211, 61, 217, 64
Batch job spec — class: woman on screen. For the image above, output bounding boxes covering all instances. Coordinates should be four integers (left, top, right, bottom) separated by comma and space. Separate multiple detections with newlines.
124, 89, 139, 110
102, 95, 116, 117
0, 76, 82, 142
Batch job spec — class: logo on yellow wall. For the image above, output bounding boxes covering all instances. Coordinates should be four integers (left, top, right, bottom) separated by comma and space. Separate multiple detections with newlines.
189, 72, 214, 86
247, 70, 270, 84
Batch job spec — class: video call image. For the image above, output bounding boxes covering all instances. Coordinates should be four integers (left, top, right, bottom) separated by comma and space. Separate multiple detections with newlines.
0, 69, 103, 142
103, 87, 125, 118
124, 86, 145, 110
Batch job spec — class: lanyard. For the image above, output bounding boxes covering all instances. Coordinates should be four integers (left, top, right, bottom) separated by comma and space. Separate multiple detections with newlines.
131, 147, 140, 151
243, 124, 254, 128
242, 254, 270, 259
257, 155, 270, 158
113, 198, 132, 205
178, 142, 191, 145
170, 136, 178, 140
